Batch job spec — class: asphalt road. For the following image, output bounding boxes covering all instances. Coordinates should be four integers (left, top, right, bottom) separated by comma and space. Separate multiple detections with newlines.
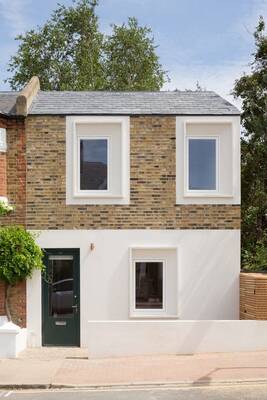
1, 384, 267, 400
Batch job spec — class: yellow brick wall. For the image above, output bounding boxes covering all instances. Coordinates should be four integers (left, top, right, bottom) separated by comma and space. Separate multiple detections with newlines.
26, 115, 240, 230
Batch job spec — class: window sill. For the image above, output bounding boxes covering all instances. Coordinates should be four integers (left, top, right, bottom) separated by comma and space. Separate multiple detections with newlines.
129, 313, 179, 319
183, 193, 234, 198
72, 192, 124, 199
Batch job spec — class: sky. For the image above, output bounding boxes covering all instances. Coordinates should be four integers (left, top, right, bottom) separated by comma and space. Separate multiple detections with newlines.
0, 0, 266, 107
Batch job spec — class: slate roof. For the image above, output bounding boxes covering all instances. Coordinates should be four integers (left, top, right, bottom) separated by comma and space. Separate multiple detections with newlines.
0, 90, 240, 116
29, 90, 239, 115
0, 92, 18, 116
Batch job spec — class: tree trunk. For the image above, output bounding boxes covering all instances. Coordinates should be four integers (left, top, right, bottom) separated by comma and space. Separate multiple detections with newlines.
5, 284, 12, 321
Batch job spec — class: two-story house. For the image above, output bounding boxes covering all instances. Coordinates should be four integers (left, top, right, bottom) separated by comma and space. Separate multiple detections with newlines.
0, 77, 240, 354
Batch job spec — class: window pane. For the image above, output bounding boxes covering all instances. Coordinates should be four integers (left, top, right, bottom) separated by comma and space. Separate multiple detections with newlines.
48, 256, 74, 317
80, 139, 108, 190
135, 262, 163, 309
189, 139, 216, 190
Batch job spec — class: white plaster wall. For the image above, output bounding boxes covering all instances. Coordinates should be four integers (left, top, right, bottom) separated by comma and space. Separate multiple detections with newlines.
27, 229, 240, 348
88, 320, 267, 358
0, 317, 27, 358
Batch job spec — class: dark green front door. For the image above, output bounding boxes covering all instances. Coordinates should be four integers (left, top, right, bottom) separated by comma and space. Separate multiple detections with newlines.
42, 249, 80, 346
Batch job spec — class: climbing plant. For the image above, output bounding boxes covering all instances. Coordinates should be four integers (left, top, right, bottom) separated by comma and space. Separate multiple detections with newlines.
0, 226, 44, 320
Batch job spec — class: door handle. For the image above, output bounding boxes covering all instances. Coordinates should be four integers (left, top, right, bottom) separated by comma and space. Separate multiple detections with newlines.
72, 305, 78, 313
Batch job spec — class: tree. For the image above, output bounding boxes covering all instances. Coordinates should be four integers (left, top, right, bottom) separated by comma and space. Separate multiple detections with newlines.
7, 0, 104, 90
7, 1, 167, 91
0, 226, 44, 322
233, 16, 267, 270
103, 17, 167, 90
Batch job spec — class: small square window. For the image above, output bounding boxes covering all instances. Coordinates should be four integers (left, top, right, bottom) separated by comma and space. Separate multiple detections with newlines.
79, 138, 108, 191
135, 261, 163, 310
188, 138, 217, 191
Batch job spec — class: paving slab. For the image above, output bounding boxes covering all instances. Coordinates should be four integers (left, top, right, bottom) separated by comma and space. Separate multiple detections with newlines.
1, 349, 267, 389
52, 351, 267, 387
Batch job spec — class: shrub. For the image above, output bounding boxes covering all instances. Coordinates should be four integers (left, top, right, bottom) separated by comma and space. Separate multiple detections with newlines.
0, 226, 44, 285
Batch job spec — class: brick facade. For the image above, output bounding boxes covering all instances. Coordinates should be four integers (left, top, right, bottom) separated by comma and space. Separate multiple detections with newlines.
0, 117, 26, 226
26, 115, 240, 230
240, 272, 267, 320
0, 117, 7, 198
0, 116, 26, 327
0, 281, 5, 316
0, 153, 7, 198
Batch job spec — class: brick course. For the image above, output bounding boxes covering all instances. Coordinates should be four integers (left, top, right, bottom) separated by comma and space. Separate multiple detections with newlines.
26, 115, 240, 230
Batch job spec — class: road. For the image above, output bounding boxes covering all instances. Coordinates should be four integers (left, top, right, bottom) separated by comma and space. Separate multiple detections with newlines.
1, 384, 267, 400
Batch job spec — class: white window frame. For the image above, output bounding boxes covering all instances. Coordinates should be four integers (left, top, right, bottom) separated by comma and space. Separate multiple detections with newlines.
77, 135, 110, 195
185, 135, 219, 195
66, 116, 130, 205
132, 258, 166, 317
129, 246, 179, 319
0, 128, 7, 152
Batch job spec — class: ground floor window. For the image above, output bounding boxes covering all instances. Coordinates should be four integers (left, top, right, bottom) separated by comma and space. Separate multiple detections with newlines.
130, 247, 178, 318
135, 261, 164, 310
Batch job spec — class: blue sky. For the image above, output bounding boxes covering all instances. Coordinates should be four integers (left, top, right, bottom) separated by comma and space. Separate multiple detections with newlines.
0, 0, 266, 106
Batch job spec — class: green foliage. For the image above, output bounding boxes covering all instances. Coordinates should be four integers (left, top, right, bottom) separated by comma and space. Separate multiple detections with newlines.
242, 234, 267, 272
0, 201, 14, 216
0, 226, 44, 285
8, 0, 104, 90
7, 1, 167, 91
103, 17, 166, 90
233, 16, 267, 271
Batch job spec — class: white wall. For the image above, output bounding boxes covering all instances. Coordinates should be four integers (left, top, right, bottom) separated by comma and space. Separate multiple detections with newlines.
27, 229, 240, 348
0, 317, 27, 358
88, 320, 267, 358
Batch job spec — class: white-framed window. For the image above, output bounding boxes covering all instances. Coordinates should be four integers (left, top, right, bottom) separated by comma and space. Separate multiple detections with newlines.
176, 116, 241, 204
186, 136, 219, 193
0, 128, 7, 152
66, 116, 130, 205
129, 247, 178, 318
78, 136, 109, 193
133, 259, 166, 314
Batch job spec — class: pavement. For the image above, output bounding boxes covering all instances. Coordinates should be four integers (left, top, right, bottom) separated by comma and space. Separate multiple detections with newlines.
2, 384, 267, 400
1, 348, 267, 389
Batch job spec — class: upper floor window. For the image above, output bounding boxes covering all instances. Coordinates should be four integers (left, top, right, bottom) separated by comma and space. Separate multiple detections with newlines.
187, 137, 218, 192
66, 116, 130, 205
79, 138, 108, 191
176, 116, 240, 204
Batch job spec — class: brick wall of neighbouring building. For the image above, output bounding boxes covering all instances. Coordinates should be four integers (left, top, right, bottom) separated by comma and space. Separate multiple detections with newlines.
240, 272, 267, 319
26, 115, 240, 230
0, 116, 26, 226
0, 116, 26, 327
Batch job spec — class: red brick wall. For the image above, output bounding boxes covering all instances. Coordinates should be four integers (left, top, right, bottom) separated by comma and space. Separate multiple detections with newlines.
0, 281, 5, 315
0, 117, 7, 198
0, 115, 26, 327
8, 281, 26, 327
0, 153, 7, 198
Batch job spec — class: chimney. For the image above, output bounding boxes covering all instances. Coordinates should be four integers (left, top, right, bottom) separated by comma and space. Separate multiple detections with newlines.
16, 76, 40, 116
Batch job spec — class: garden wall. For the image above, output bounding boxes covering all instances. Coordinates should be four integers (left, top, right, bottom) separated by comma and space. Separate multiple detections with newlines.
240, 272, 267, 319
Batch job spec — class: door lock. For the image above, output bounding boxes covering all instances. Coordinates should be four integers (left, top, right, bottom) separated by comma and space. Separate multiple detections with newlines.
72, 304, 78, 313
